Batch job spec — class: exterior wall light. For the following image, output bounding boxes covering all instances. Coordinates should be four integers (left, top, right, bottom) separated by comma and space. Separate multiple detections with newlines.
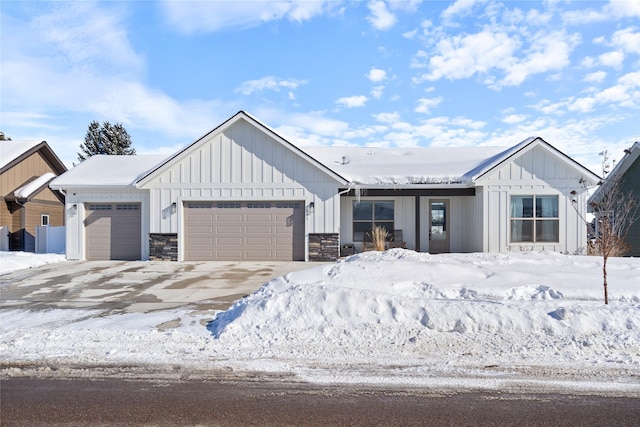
170, 202, 177, 214
308, 202, 315, 215
70, 204, 78, 215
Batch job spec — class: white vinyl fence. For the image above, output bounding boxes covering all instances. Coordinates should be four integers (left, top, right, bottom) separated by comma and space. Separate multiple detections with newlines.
36, 226, 66, 254
0, 226, 8, 251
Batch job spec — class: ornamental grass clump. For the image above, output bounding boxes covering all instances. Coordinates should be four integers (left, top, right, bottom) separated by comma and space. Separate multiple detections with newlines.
367, 226, 390, 251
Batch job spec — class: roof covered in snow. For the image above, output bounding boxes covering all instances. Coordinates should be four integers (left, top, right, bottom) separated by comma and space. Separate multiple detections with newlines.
304, 145, 508, 185
49, 112, 598, 189
0, 140, 68, 176
13, 172, 57, 200
0, 140, 43, 170
49, 155, 167, 188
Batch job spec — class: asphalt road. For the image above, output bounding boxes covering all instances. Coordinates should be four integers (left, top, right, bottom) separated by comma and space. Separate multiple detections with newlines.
2, 377, 639, 426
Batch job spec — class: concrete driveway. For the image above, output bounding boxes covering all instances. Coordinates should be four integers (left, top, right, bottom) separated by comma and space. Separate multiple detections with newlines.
0, 260, 326, 315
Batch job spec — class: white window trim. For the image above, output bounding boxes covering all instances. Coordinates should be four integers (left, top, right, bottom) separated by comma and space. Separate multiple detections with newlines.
509, 195, 560, 244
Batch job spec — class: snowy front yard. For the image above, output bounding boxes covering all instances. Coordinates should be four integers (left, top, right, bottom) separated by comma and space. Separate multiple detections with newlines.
1, 250, 639, 394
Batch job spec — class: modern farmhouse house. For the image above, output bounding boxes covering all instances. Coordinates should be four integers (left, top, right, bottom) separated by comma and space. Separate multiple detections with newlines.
50, 111, 599, 262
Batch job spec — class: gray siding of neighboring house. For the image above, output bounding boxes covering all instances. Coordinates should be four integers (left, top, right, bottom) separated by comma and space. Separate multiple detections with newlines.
620, 157, 640, 256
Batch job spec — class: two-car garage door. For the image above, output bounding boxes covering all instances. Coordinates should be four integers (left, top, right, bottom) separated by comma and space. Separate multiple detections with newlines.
184, 201, 305, 261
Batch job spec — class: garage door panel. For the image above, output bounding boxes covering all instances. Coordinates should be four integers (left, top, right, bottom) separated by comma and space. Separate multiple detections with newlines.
185, 202, 304, 261
245, 237, 277, 246
216, 226, 243, 234
216, 237, 244, 245
245, 225, 274, 234
216, 214, 243, 223
189, 237, 214, 245
245, 215, 273, 223
85, 203, 141, 260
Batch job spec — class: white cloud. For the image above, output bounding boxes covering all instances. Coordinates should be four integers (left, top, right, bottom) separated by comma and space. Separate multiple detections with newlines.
605, 0, 640, 19
336, 95, 369, 108
611, 27, 640, 55
367, 68, 387, 82
370, 86, 385, 99
599, 51, 625, 69
373, 112, 400, 123
618, 70, 640, 87
1, 2, 231, 142
583, 71, 607, 83
29, 2, 143, 77
415, 28, 579, 89
416, 30, 519, 82
502, 114, 526, 124
342, 125, 388, 139
415, 97, 442, 114
236, 76, 307, 95
441, 0, 484, 21
563, 0, 640, 24
161, 0, 338, 33
500, 30, 580, 87
568, 97, 596, 113
366, 1, 397, 31
531, 71, 640, 116
402, 29, 418, 39
253, 107, 350, 141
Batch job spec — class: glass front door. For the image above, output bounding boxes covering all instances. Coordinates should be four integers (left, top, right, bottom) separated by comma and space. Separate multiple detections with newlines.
429, 200, 450, 253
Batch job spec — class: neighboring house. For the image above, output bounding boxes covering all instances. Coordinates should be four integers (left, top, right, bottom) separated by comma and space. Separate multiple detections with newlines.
1, 140, 67, 252
588, 142, 640, 256
50, 111, 599, 262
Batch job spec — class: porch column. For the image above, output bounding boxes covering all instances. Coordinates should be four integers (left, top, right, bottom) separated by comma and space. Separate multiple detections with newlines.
415, 195, 420, 252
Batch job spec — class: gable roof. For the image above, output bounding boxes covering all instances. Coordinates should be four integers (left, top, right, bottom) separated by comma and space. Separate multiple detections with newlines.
588, 141, 640, 205
135, 111, 349, 187
470, 136, 600, 185
0, 140, 67, 175
50, 154, 167, 189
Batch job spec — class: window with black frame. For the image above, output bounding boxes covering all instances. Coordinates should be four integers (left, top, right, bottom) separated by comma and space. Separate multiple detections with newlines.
510, 195, 559, 243
352, 200, 394, 241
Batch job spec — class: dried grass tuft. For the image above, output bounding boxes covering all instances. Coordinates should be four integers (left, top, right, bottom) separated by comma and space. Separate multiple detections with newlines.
367, 226, 390, 251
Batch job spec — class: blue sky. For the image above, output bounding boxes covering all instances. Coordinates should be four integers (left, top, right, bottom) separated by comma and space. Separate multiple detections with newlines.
1, 1, 639, 172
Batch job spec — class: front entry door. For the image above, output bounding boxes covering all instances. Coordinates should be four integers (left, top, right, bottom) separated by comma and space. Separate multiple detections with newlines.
429, 200, 449, 254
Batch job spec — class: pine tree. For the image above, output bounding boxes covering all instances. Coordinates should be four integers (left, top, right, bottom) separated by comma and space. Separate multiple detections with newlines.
0, 131, 11, 141
77, 121, 136, 162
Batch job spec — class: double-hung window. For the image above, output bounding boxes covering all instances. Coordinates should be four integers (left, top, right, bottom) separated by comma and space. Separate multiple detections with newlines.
352, 201, 394, 241
510, 195, 559, 243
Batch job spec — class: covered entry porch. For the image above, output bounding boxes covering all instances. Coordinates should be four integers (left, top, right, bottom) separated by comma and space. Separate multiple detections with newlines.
339, 188, 480, 254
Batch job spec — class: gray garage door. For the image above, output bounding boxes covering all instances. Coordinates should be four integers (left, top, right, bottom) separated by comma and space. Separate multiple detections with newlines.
184, 201, 305, 261
85, 203, 141, 260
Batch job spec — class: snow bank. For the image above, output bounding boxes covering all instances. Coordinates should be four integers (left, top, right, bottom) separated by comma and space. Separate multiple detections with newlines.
209, 250, 640, 368
2, 250, 639, 392
0, 252, 66, 276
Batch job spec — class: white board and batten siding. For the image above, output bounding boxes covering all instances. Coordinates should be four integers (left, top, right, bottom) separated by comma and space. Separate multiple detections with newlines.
138, 119, 343, 261
63, 190, 150, 260
477, 144, 591, 254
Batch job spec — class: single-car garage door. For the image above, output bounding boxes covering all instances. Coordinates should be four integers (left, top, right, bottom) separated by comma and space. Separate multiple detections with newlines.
184, 201, 305, 261
85, 203, 141, 260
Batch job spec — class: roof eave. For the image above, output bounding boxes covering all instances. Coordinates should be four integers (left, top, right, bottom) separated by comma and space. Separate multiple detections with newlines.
0, 141, 68, 175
